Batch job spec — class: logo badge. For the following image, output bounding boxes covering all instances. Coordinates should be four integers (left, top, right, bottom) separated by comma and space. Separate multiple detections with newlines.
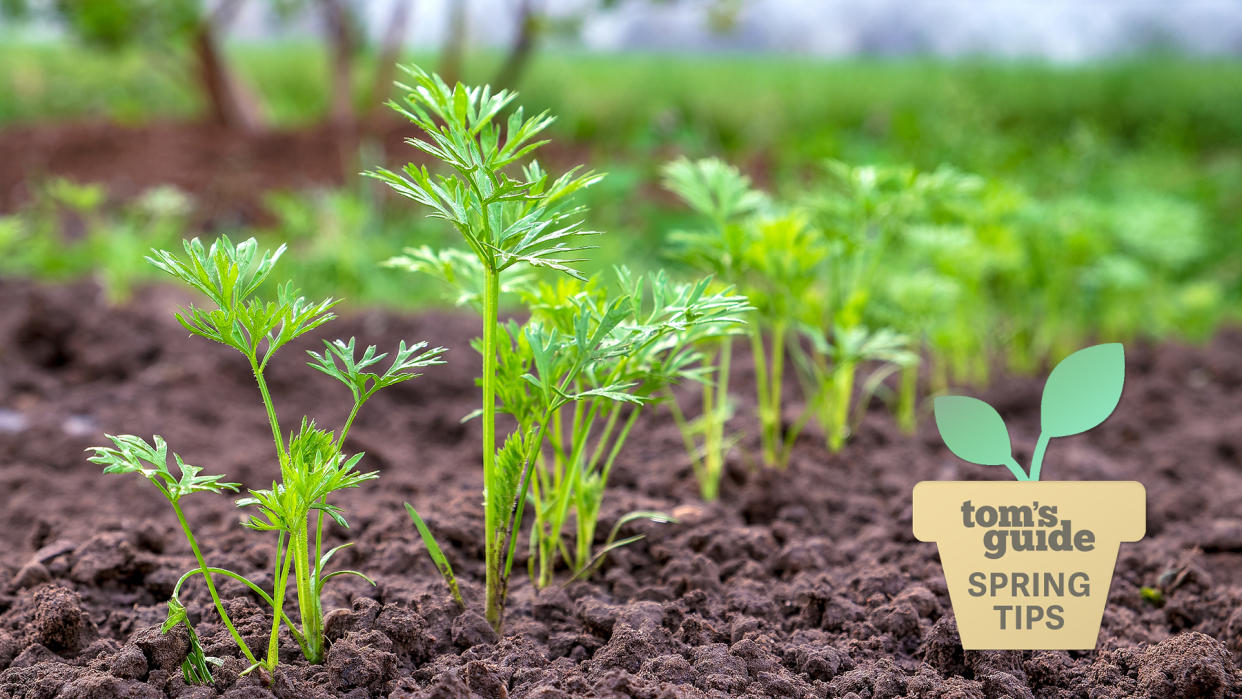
913, 344, 1145, 649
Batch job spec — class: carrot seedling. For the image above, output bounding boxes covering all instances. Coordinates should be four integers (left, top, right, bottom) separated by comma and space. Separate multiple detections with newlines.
89, 236, 445, 679
372, 66, 603, 631
660, 158, 764, 483
665, 158, 919, 461
374, 67, 748, 627
663, 159, 833, 469
514, 268, 748, 585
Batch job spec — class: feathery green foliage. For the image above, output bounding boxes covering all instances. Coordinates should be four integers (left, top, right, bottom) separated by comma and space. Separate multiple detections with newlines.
374, 65, 605, 631
376, 66, 748, 628
510, 268, 748, 586
90, 235, 445, 678
665, 158, 921, 463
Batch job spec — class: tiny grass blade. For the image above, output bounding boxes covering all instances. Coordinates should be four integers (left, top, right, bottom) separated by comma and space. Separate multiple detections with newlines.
405, 502, 465, 609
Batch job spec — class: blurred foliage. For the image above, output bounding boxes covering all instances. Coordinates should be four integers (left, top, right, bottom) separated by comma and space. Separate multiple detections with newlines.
45, 0, 200, 49
0, 176, 645, 311
0, 45, 1239, 383
0, 179, 191, 302
655, 154, 1230, 451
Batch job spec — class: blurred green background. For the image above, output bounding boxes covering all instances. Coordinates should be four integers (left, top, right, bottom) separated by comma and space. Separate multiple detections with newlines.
1, 1, 1239, 376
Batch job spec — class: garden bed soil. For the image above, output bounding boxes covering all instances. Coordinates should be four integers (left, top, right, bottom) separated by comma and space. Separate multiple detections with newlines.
0, 277, 1240, 697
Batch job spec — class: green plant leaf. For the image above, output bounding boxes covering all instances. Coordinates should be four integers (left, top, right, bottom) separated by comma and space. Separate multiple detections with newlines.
88, 434, 240, 502
1040, 343, 1125, 438
567, 510, 677, 583
933, 396, 1013, 467
317, 542, 354, 573
317, 570, 376, 592
405, 502, 464, 609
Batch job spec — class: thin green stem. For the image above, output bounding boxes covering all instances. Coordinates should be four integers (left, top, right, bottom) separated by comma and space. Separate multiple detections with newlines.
311, 397, 363, 646
250, 359, 286, 464
502, 418, 550, 582
172, 568, 307, 651
585, 403, 621, 478
827, 362, 856, 452
703, 338, 732, 500
574, 402, 622, 572
338, 398, 364, 447
265, 535, 294, 671
897, 362, 918, 434
700, 349, 717, 497
481, 267, 502, 631
768, 322, 786, 466
566, 397, 586, 486
312, 508, 325, 613
550, 405, 566, 481
170, 500, 260, 667
539, 401, 601, 587
779, 402, 815, 467
599, 407, 640, 493
292, 523, 323, 663
576, 406, 642, 573
665, 387, 707, 491
749, 327, 773, 465
1029, 432, 1050, 481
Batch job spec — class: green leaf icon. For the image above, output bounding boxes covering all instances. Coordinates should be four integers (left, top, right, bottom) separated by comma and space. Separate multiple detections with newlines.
933, 396, 1014, 467
1040, 343, 1125, 438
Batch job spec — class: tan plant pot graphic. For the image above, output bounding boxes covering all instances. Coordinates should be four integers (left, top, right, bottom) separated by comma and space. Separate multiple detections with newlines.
916, 344, 1146, 649
914, 480, 1144, 649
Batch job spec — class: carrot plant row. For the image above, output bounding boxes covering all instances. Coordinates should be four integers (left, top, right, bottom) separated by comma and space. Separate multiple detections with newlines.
656, 152, 1228, 495
86, 64, 1231, 681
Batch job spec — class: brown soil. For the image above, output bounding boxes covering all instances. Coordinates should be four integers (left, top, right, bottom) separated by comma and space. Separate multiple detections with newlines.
0, 276, 1240, 697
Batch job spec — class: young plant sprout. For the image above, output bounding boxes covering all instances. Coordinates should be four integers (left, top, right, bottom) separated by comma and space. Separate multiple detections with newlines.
934, 343, 1124, 480
373, 67, 748, 627
664, 158, 916, 466
859, 165, 1015, 430
371, 65, 605, 631
872, 268, 963, 432
661, 158, 766, 481
88, 236, 445, 679
793, 326, 917, 452
793, 161, 925, 452
515, 268, 748, 585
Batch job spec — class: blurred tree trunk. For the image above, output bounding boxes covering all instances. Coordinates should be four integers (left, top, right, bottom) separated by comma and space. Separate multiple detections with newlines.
194, 0, 263, 131
493, 0, 538, 89
367, 0, 413, 121
320, 0, 357, 129
439, 0, 467, 86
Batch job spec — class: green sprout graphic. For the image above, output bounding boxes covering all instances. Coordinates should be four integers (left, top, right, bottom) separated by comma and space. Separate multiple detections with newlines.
933, 343, 1124, 481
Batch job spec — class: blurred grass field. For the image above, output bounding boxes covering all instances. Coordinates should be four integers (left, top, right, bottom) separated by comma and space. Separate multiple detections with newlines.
2, 40, 1240, 328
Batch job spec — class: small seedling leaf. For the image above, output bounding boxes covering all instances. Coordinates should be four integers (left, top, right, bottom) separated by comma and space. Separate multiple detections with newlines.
405, 502, 465, 609
317, 569, 377, 592
933, 395, 1014, 467
317, 542, 354, 572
